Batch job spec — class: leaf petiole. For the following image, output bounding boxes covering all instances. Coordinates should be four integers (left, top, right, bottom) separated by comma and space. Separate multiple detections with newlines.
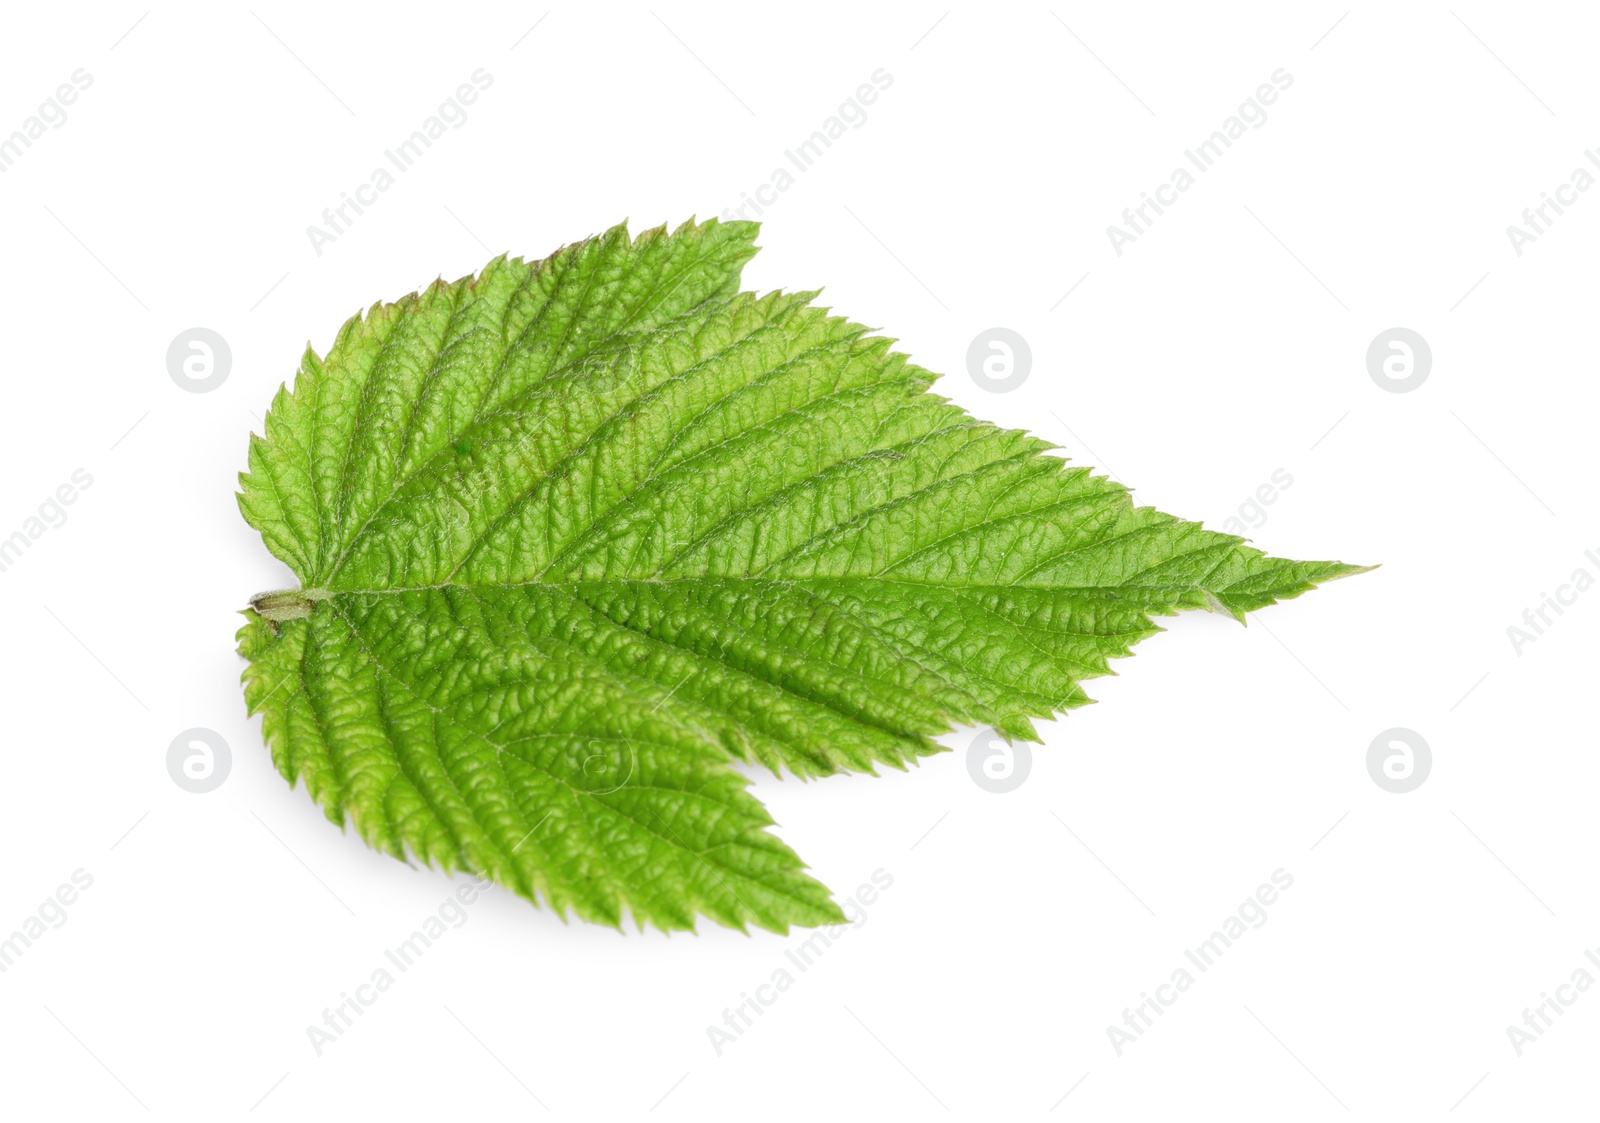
248, 588, 329, 622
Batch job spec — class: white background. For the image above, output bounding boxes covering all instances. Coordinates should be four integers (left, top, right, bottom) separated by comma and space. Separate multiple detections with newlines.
1, 2, 1595, 1119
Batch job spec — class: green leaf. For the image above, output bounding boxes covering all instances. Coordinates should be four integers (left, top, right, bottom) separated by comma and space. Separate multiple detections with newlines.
238, 217, 1366, 933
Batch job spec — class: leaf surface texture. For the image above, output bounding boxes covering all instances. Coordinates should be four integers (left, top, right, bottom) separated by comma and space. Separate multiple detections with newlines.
238, 219, 1362, 932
